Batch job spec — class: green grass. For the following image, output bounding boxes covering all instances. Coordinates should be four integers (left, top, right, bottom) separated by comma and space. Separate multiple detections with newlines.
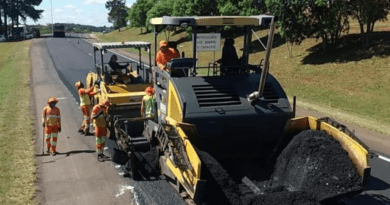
0, 41, 37, 205
96, 19, 390, 135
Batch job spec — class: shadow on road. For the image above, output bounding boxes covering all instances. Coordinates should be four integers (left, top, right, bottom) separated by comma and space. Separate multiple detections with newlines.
59, 149, 96, 156
364, 176, 390, 191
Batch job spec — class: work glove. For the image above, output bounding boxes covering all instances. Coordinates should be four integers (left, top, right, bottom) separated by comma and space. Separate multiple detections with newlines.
42, 122, 45, 127
58, 127, 62, 133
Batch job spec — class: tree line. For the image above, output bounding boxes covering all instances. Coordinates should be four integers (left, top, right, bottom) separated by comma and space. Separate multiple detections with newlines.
106, 0, 390, 51
38, 23, 113, 34
0, 0, 43, 39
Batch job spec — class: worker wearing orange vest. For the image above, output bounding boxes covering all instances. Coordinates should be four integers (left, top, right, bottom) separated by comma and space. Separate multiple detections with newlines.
75, 81, 98, 135
156, 40, 180, 71
42, 97, 61, 156
141, 86, 156, 118
91, 99, 110, 162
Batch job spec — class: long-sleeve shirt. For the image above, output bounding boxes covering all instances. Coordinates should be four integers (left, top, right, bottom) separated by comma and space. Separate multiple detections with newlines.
109, 61, 127, 72
42, 106, 61, 127
91, 105, 107, 127
156, 48, 180, 70
78, 87, 97, 106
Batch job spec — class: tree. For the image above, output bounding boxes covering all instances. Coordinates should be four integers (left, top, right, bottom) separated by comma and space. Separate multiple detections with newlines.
106, 0, 128, 31
128, 0, 154, 32
266, 0, 350, 52
238, 0, 266, 16
146, 0, 174, 30
0, 0, 42, 39
350, 0, 390, 47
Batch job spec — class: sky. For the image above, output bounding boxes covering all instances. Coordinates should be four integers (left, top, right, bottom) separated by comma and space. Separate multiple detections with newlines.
26, 0, 135, 27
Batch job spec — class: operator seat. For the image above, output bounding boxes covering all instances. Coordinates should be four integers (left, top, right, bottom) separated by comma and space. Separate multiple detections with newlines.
167, 58, 194, 77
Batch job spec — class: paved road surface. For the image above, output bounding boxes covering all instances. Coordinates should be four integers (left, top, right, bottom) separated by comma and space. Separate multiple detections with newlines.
33, 33, 390, 204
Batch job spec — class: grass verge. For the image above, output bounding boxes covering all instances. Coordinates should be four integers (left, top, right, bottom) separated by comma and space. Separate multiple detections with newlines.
0, 41, 37, 205
95, 19, 390, 135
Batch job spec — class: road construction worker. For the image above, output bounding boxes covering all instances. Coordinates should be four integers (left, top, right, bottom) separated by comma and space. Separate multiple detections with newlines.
42, 97, 61, 156
141, 86, 156, 118
109, 54, 130, 73
75, 81, 98, 135
156, 40, 180, 72
91, 99, 110, 162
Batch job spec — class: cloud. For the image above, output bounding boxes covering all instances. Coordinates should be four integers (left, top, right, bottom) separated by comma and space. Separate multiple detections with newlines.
54, 8, 63, 13
83, 0, 107, 5
64, 4, 77, 9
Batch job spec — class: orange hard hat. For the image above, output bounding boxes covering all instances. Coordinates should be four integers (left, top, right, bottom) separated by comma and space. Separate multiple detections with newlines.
159, 40, 167, 48
100, 99, 110, 107
75, 81, 84, 89
145, 86, 154, 95
47, 97, 58, 104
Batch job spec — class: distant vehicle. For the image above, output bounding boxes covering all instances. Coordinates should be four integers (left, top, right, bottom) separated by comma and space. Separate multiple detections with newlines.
53, 24, 65, 37
0, 35, 5, 42
25, 33, 34, 39
102, 31, 107, 34
33, 28, 40, 38
12, 25, 33, 39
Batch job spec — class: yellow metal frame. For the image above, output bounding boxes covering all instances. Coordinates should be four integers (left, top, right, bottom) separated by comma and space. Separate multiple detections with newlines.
86, 72, 151, 106
284, 116, 370, 184
164, 80, 201, 199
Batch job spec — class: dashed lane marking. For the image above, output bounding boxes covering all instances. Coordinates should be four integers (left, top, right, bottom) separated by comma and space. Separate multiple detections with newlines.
89, 53, 92, 56
56, 97, 67, 100
379, 155, 390, 163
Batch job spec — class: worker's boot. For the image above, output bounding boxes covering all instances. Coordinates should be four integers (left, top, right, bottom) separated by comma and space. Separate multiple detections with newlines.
97, 154, 104, 162
46, 147, 50, 154
84, 127, 90, 136
78, 127, 84, 133
102, 153, 111, 161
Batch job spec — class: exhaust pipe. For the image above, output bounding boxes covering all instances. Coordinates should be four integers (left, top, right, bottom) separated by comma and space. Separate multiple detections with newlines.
247, 17, 277, 104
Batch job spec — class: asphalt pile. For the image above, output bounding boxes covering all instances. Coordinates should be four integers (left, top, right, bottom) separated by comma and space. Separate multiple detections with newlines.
198, 130, 363, 205
267, 130, 363, 202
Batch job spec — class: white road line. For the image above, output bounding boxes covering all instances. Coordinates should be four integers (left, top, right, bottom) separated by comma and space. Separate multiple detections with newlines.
115, 165, 121, 169
115, 185, 139, 205
89, 53, 92, 56
56, 97, 67, 100
378, 155, 390, 163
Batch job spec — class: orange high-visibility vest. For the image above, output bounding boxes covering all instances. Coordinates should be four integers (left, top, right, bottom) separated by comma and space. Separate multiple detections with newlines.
79, 87, 94, 106
42, 106, 61, 126
91, 105, 107, 127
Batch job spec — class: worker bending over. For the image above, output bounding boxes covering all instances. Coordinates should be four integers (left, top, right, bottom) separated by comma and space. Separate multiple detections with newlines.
75, 81, 98, 135
156, 40, 180, 71
42, 97, 61, 156
141, 86, 156, 118
91, 99, 111, 162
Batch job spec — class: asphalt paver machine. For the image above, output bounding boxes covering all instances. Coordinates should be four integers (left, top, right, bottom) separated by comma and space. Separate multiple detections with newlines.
110, 16, 371, 204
